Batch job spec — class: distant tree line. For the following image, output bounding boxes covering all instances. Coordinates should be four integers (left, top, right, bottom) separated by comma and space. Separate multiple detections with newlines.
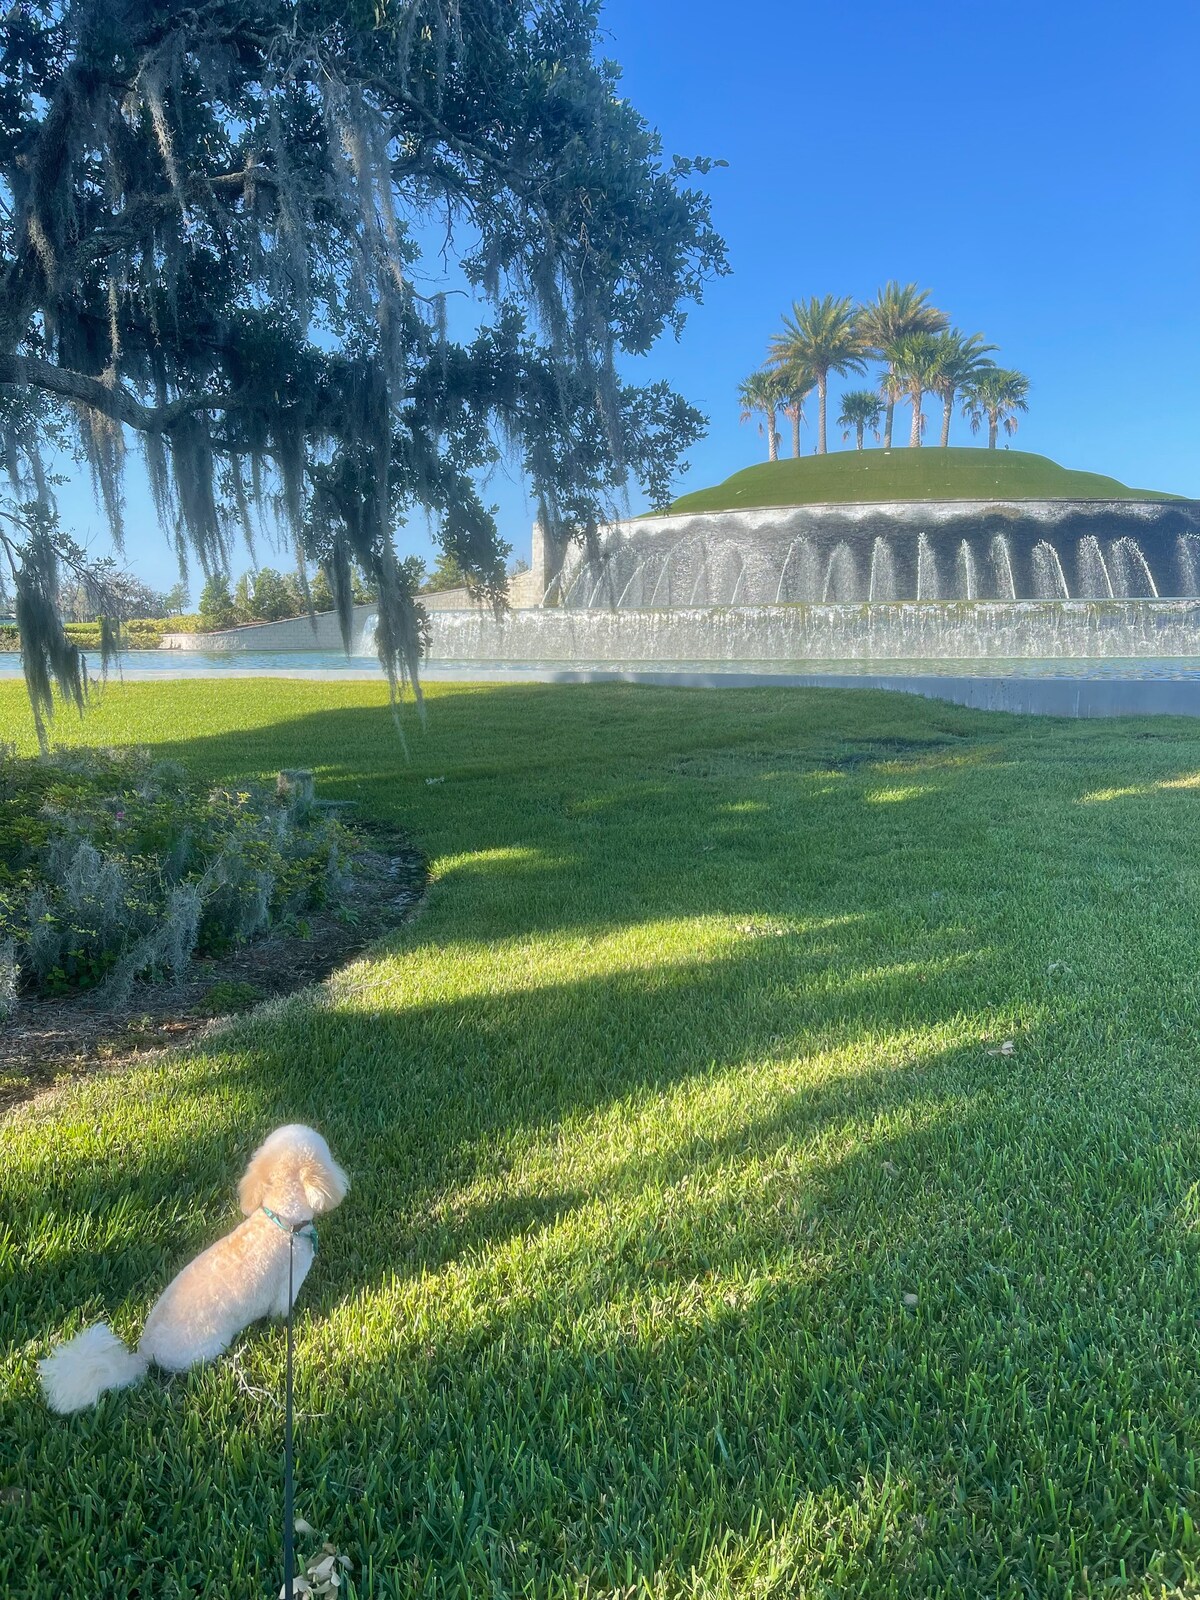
739, 283, 1031, 460
196, 547, 531, 630
197, 566, 378, 631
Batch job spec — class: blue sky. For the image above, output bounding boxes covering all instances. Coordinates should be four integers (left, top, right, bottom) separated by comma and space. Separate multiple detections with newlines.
58, 0, 1200, 592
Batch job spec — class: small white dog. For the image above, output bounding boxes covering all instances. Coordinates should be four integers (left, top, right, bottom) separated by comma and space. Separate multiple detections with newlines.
39, 1124, 349, 1414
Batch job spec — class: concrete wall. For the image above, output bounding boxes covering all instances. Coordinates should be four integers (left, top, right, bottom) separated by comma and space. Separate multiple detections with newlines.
162, 606, 377, 651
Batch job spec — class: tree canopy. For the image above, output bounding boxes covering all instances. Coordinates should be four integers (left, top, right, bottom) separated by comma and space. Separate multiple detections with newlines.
0, 0, 726, 738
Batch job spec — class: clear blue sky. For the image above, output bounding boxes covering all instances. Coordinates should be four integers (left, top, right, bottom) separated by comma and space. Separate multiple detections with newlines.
59, 0, 1200, 592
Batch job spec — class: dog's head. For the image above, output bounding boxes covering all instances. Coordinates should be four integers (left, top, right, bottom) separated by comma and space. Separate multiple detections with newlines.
237, 1124, 350, 1221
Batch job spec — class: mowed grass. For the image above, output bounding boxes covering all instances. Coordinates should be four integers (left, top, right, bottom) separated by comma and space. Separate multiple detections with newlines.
6, 679, 1200, 1597
667, 447, 1182, 513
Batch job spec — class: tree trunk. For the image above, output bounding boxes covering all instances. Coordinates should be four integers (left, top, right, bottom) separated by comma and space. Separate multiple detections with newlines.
816, 373, 827, 454
988, 412, 998, 449
882, 370, 894, 449
766, 409, 778, 461
940, 391, 953, 447
790, 410, 801, 458
909, 387, 923, 448
856, 422, 864, 451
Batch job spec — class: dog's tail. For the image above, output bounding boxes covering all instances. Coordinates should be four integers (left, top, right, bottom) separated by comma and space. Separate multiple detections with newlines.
38, 1323, 149, 1413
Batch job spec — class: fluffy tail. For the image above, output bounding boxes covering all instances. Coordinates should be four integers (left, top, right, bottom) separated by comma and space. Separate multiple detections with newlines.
38, 1323, 149, 1414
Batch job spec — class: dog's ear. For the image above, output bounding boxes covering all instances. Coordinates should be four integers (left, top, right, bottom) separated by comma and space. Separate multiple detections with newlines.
301, 1153, 350, 1214
237, 1144, 273, 1215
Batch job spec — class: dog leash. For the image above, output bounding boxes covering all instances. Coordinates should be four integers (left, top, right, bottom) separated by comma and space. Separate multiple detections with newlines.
262, 1207, 318, 1600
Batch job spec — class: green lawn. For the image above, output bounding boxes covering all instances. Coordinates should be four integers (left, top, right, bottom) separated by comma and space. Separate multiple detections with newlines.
6, 679, 1200, 1597
666, 448, 1183, 514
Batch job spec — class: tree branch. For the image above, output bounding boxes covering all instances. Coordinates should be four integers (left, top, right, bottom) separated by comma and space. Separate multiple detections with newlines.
0, 354, 245, 434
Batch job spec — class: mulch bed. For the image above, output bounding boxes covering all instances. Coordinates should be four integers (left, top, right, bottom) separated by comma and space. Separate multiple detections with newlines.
0, 831, 426, 1113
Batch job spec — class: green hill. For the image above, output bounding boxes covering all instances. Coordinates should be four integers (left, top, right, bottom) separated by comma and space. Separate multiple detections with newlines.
666, 449, 1182, 515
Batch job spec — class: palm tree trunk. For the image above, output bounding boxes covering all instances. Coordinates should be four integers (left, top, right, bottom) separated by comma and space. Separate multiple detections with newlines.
909, 387, 923, 448
987, 411, 998, 449
856, 421, 864, 451
767, 409, 778, 461
882, 366, 895, 448
790, 410, 801, 458
940, 391, 953, 447
816, 373, 827, 454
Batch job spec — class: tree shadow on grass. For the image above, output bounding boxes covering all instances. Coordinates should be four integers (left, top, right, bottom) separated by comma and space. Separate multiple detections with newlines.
10, 686, 1200, 1593
7, 914, 994, 1317
17, 1011, 1193, 1599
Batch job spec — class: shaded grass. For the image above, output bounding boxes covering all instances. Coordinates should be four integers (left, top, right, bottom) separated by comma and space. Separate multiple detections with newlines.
667, 447, 1182, 513
4, 680, 1200, 1596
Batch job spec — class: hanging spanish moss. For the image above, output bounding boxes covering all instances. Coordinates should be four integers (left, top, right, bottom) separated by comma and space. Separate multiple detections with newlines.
0, 0, 726, 728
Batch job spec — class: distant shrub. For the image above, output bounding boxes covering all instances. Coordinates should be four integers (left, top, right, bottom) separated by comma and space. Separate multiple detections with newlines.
0, 747, 355, 1007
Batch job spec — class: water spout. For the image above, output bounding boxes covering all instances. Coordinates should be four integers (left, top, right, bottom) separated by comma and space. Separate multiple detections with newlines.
990, 535, 1017, 600
916, 533, 940, 601
357, 613, 378, 655
1177, 534, 1200, 597
1032, 540, 1071, 599
1078, 535, 1114, 599
868, 538, 897, 602
1111, 537, 1159, 599
956, 540, 978, 601
822, 543, 860, 603
614, 559, 650, 610
647, 545, 681, 608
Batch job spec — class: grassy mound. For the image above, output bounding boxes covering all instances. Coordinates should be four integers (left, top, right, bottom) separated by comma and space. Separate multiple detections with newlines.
7, 679, 1200, 1595
667, 448, 1181, 514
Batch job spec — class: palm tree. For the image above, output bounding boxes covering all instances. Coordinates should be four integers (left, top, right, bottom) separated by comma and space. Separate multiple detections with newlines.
768, 295, 866, 454
890, 332, 944, 447
856, 281, 948, 449
779, 371, 814, 457
928, 330, 997, 446
961, 368, 1030, 449
837, 390, 883, 450
738, 370, 782, 461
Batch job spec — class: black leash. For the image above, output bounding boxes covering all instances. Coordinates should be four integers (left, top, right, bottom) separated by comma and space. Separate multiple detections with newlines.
262, 1207, 318, 1600
284, 1229, 295, 1600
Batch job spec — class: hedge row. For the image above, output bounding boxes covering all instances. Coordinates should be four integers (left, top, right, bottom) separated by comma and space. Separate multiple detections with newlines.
0, 617, 206, 651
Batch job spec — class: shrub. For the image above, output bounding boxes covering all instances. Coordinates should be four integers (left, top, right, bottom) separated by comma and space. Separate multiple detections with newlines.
0, 747, 355, 1006
0, 618, 186, 651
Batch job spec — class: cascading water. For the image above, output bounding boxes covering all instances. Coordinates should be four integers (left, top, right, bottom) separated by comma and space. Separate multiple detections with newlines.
990, 535, 1017, 599
775, 536, 821, 602
1032, 541, 1071, 599
1078, 536, 1115, 598
1111, 537, 1159, 598
916, 533, 940, 601
822, 543, 859, 603
356, 613, 378, 655
868, 539, 898, 602
1178, 534, 1200, 596
955, 540, 978, 601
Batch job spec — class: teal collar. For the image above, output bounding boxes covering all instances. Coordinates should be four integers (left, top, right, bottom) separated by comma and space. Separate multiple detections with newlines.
262, 1205, 318, 1254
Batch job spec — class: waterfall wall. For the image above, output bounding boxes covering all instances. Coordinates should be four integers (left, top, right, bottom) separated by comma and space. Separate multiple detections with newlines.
549, 499, 1200, 607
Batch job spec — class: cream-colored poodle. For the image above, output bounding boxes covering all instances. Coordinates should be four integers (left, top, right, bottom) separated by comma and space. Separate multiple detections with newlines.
39, 1124, 349, 1414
